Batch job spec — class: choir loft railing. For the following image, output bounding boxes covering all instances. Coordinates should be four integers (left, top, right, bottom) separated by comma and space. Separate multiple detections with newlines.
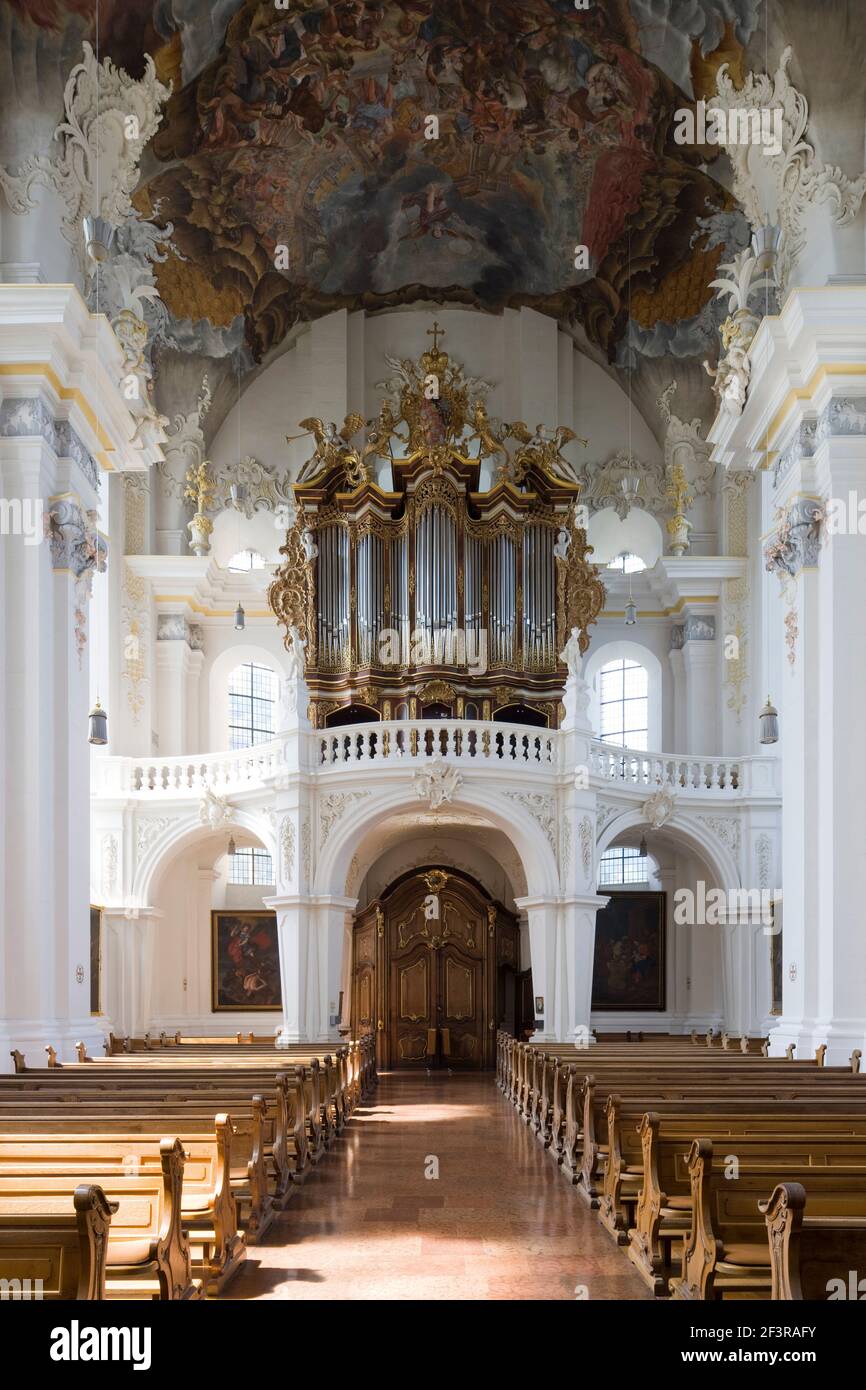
91, 725, 777, 798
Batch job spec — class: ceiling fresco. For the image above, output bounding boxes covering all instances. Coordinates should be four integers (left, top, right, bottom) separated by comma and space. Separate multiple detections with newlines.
2, 0, 765, 378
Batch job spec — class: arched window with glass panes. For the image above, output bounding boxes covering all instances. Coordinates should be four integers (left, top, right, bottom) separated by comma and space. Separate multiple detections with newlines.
228, 662, 276, 749
598, 845, 657, 886
228, 845, 275, 885
597, 657, 649, 750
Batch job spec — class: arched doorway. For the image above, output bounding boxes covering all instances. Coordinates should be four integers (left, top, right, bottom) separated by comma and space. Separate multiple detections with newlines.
351, 866, 519, 1070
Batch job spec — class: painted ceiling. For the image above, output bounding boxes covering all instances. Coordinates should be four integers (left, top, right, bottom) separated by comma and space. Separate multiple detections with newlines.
3, 0, 765, 374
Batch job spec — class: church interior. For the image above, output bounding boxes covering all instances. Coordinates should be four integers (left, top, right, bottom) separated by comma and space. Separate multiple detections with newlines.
1, 0, 866, 1326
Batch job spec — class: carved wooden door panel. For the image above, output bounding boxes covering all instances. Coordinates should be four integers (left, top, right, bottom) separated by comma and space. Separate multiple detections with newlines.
352, 919, 377, 1038
437, 943, 483, 1067
390, 942, 435, 1065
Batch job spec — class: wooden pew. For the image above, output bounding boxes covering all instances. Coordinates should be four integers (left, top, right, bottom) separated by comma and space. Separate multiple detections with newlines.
601, 1091, 866, 1241
0, 1123, 246, 1294
575, 1068, 866, 1201
670, 1139, 866, 1300
0, 1138, 201, 1300
106, 1033, 378, 1103
626, 1112, 866, 1294
0, 1100, 276, 1247
1, 1062, 308, 1197
761, 1181, 866, 1300
0, 1182, 114, 1300
0, 1080, 282, 1242
69, 1046, 349, 1151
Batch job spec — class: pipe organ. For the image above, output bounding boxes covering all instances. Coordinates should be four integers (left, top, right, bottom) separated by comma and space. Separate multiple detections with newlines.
269, 329, 605, 728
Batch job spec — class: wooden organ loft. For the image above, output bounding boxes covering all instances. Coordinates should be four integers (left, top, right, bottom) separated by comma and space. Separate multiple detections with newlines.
269, 326, 605, 729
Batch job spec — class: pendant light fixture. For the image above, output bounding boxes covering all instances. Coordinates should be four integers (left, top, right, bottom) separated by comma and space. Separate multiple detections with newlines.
83, 214, 117, 264
227, 835, 237, 856
88, 698, 108, 745
87, 5, 109, 749
638, 833, 648, 859
759, 696, 779, 745
624, 555, 636, 626
234, 601, 246, 631
621, 466, 641, 506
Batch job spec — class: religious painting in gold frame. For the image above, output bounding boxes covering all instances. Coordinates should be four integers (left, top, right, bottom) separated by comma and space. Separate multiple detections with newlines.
211, 910, 282, 1011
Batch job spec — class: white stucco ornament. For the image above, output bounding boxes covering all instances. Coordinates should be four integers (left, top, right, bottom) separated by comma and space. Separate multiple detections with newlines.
642, 786, 676, 829
199, 786, 235, 831
0, 41, 170, 263
413, 755, 462, 811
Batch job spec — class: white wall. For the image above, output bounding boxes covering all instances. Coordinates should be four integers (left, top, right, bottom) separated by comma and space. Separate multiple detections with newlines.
148, 838, 278, 1033
591, 846, 725, 1034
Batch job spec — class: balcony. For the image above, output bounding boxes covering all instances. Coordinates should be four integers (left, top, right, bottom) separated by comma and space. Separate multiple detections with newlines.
91, 718, 780, 803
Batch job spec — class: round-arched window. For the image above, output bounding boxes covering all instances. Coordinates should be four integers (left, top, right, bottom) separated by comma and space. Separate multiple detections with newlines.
228, 661, 276, 749
597, 657, 648, 750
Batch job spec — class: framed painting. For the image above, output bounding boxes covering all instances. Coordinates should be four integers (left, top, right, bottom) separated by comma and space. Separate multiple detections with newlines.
211, 911, 282, 1012
591, 892, 666, 1011
770, 902, 782, 1016
89, 905, 102, 1015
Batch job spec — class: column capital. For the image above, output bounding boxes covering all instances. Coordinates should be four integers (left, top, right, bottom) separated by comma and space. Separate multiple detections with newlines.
559, 893, 609, 912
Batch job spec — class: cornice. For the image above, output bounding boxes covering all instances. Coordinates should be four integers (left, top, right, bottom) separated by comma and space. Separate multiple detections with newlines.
0, 283, 164, 471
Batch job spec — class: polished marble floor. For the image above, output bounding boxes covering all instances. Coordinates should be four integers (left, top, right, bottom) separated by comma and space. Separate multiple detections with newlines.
232, 1071, 652, 1301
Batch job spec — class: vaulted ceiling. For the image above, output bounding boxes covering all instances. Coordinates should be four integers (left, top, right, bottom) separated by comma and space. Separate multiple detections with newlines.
3, 0, 789, 441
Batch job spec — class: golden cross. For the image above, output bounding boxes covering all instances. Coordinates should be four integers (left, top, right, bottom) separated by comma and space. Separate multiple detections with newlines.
427, 320, 444, 352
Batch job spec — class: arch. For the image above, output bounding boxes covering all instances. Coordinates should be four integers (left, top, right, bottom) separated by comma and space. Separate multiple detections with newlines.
208, 642, 292, 753
583, 639, 663, 751
596, 808, 740, 893
316, 783, 559, 904
134, 808, 278, 907
587, 507, 663, 569
348, 825, 528, 907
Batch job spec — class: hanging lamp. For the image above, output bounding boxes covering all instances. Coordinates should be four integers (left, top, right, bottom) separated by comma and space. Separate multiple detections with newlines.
621, 468, 641, 504
759, 696, 779, 745
227, 835, 237, 856
624, 556, 636, 626
88, 698, 108, 745
234, 602, 246, 631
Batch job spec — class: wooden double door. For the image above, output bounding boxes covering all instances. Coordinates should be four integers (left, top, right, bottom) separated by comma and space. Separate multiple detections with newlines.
352, 866, 519, 1070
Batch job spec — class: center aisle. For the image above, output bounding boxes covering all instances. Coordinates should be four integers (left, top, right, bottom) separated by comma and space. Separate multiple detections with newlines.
232, 1072, 653, 1301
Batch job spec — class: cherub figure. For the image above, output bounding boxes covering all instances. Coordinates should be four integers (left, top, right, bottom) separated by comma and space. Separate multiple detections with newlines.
362, 400, 400, 466
467, 399, 508, 468
293, 414, 365, 482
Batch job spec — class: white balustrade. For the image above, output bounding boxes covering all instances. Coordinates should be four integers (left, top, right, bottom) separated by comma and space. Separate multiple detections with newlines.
91, 721, 778, 801
316, 719, 555, 768
91, 739, 287, 798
